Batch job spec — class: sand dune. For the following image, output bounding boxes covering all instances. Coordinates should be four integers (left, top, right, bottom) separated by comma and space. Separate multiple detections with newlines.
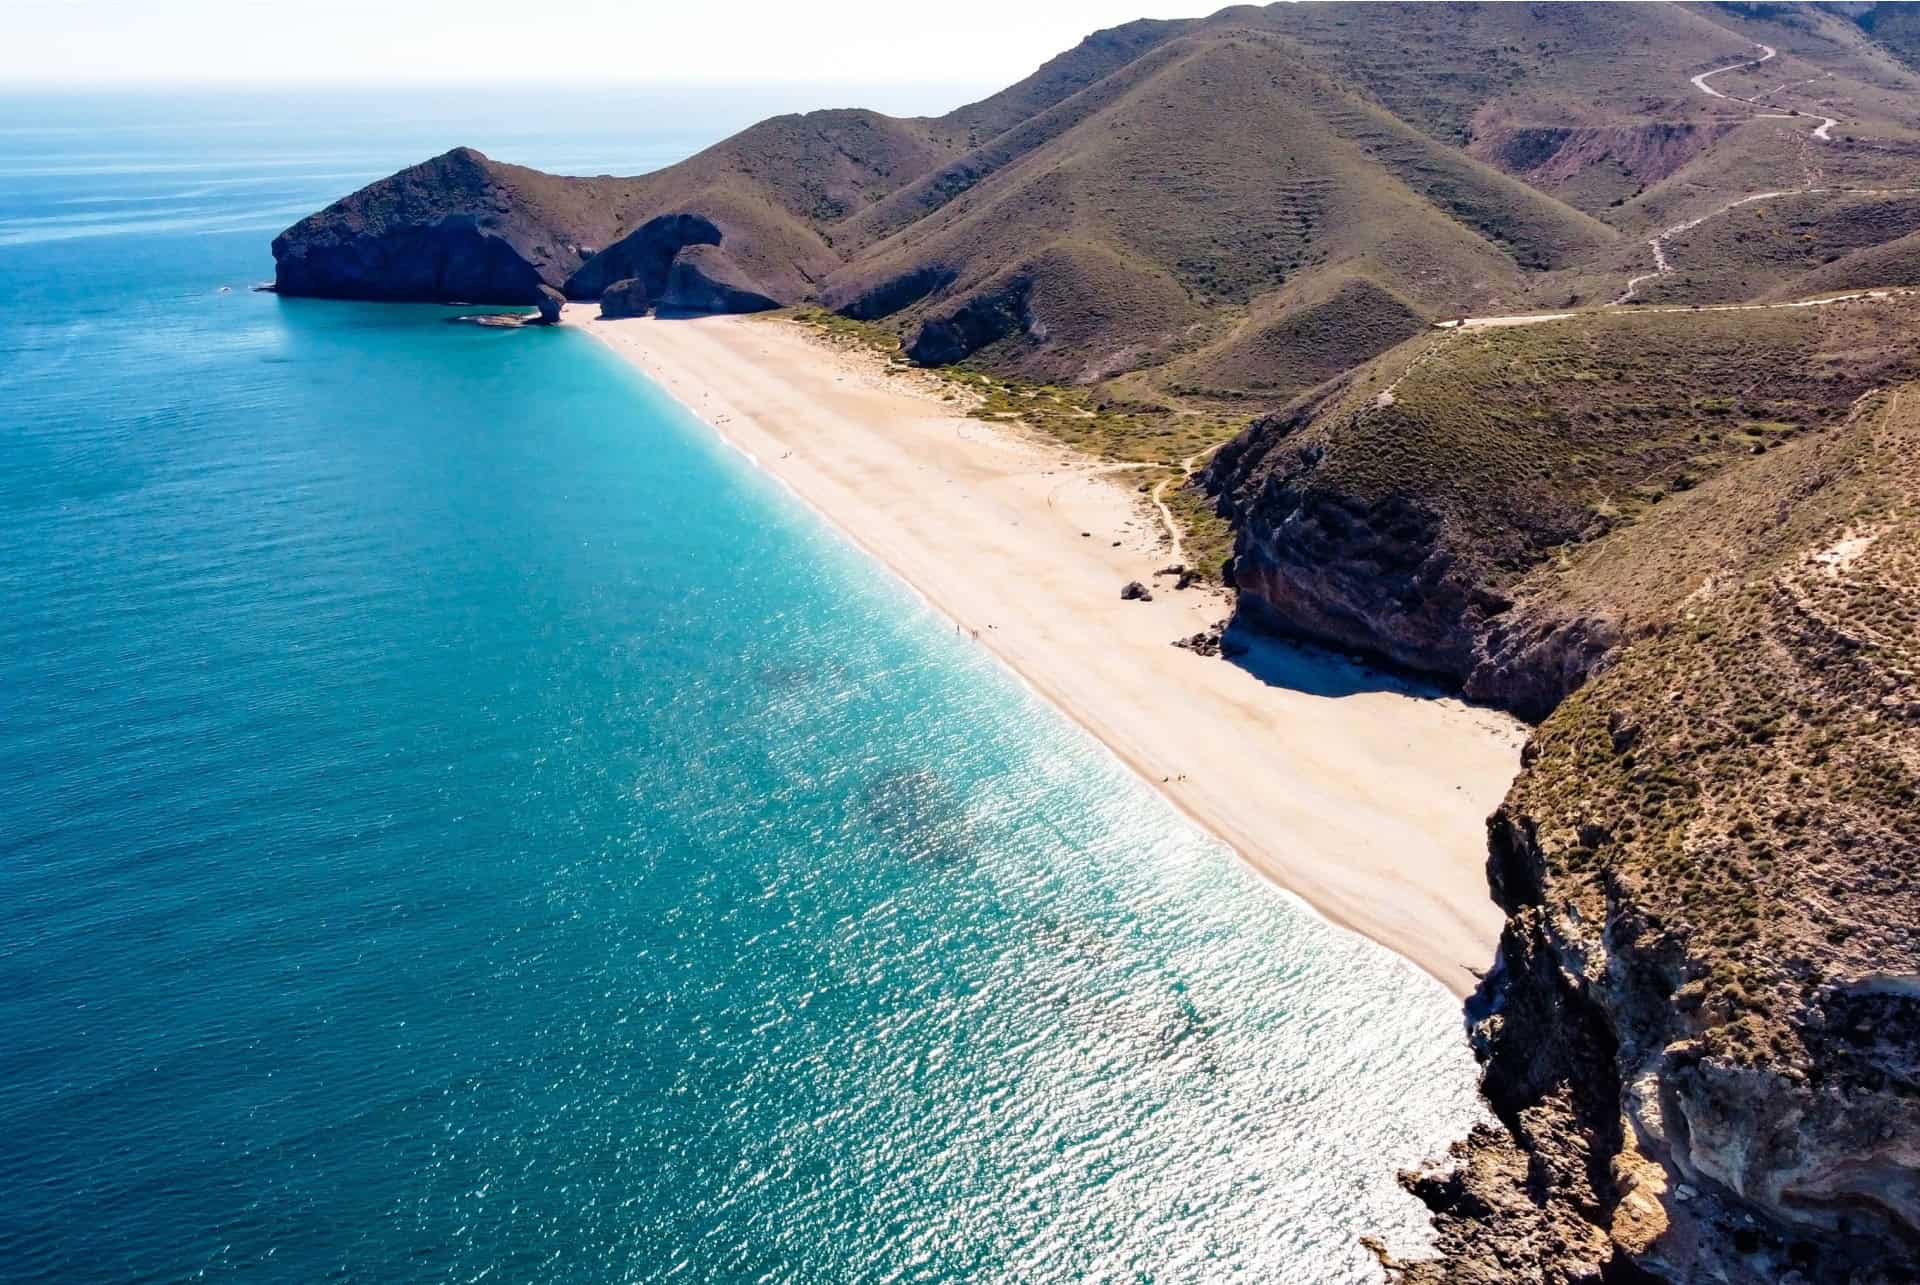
581, 308, 1525, 997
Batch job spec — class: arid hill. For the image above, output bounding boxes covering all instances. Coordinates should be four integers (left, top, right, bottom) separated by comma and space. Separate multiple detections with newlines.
1373, 354, 1920, 1285
275, 2, 1920, 396
1208, 301, 1920, 717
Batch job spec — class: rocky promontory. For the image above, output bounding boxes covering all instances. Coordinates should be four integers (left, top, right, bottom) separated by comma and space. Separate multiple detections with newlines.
271, 148, 801, 315
1209, 304, 1920, 1282
1206, 306, 1920, 720
1397, 407, 1920, 1281
271, 147, 632, 303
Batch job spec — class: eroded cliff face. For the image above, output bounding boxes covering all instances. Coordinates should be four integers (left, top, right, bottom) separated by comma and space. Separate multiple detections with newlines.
563, 213, 721, 301
1401, 791, 1920, 1284
1205, 389, 1618, 722
1207, 307, 1920, 722
656, 244, 781, 314
271, 148, 623, 303
1465, 117, 1736, 214
1385, 384, 1920, 1283
270, 150, 793, 315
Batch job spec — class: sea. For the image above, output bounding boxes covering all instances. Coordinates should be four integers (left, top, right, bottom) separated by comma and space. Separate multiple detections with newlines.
0, 88, 1486, 1283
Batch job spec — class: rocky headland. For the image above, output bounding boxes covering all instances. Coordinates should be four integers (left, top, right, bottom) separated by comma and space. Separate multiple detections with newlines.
1208, 311, 1920, 1282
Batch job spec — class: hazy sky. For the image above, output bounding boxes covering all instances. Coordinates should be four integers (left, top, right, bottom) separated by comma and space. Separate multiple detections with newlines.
6, 0, 1227, 88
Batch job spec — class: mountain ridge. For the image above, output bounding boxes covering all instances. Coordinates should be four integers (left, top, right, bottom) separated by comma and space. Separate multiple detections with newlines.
273, 2, 1920, 399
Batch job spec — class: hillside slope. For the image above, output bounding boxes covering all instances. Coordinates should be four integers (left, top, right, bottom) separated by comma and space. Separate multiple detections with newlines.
275, 2, 1920, 393
1391, 380, 1920, 1285
821, 26, 1617, 384
1206, 299, 1920, 716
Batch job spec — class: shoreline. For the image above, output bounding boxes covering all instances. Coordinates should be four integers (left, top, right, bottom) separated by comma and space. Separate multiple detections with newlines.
576, 307, 1526, 998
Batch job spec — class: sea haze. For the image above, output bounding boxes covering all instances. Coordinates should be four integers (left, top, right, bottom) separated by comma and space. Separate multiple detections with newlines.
0, 92, 1483, 1281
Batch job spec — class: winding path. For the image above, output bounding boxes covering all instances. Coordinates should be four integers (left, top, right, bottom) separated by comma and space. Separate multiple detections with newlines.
1690, 42, 1777, 98
1111, 40, 1893, 554
1148, 443, 1230, 566
1613, 41, 1854, 302
1454, 286, 1919, 332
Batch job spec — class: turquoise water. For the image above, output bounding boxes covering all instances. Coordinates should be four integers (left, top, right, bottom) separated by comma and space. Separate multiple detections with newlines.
0, 94, 1483, 1281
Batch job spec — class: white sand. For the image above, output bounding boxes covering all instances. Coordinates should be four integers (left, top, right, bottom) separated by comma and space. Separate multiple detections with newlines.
580, 308, 1527, 997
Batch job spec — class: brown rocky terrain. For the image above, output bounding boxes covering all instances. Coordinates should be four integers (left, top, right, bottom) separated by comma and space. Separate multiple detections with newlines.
1206, 302, 1920, 717
1382, 381, 1920, 1284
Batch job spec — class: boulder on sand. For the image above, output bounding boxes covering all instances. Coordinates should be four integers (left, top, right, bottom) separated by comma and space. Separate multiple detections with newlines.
1121, 580, 1153, 602
534, 284, 564, 324
599, 277, 650, 319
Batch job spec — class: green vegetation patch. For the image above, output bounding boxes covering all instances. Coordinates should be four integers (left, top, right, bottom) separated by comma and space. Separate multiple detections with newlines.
787, 308, 1250, 570
1160, 478, 1237, 582
1506, 386, 1920, 1077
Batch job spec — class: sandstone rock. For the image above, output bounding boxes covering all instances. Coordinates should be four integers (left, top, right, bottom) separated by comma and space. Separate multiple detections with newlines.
657, 244, 781, 314
598, 277, 650, 319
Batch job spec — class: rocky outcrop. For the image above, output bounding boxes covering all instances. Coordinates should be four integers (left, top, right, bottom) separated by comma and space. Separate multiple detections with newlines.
271, 147, 618, 303
656, 244, 781, 313
1206, 304, 1920, 721
1394, 383, 1920, 1283
563, 212, 722, 300
907, 276, 1034, 366
825, 264, 957, 322
1402, 798, 1920, 1285
273, 152, 797, 317
598, 277, 650, 319
533, 285, 563, 324
1205, 404, 1615, 721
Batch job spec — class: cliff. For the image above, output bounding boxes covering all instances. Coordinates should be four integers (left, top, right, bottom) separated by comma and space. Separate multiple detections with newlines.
1206, 304, 1920, 718
1205, 304, 1920, 1280
271, 147, 641, 303
1392, 380, 1920, 1284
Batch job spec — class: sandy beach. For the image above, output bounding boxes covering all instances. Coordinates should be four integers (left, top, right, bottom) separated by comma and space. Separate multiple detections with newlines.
579, 308, 1526, 997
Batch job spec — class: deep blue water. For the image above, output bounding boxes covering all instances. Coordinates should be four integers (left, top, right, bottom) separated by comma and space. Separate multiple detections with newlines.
0, 93, 1484, 1282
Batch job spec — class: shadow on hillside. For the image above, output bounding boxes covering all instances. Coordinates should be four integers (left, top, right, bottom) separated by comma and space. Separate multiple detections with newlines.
1220, 619, 1449, 702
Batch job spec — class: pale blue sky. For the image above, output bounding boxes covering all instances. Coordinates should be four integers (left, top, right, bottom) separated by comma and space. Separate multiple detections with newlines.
6, 0, 1226, 88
